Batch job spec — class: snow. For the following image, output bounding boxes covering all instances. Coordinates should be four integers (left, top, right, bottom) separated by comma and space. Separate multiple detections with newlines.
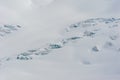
0, 18, 120, 80
0, 60, 120, 80
0, 0, 120, 80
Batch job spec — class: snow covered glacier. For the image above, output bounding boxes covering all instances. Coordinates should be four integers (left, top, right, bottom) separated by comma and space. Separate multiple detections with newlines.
0, 18, 120, 80
0, 24, 21, 37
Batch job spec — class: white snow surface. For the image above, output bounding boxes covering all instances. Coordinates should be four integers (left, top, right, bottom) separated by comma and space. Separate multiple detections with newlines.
0, 18, 120, 80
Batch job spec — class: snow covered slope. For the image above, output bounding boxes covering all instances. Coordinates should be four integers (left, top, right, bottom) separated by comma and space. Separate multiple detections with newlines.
0, 18, 120, 80
0, 24, 21, 37
64, 18, 120, 62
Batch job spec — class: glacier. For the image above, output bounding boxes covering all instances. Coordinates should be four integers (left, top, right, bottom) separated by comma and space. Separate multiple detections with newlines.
0, 18, 120, 80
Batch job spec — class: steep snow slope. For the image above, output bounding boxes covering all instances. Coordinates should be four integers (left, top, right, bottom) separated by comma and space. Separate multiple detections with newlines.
63, 18, 120, 64
0, 24, 22, 58
0, 23, 63, 58
0, 24, 21, 37
0, 18, 120, 80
